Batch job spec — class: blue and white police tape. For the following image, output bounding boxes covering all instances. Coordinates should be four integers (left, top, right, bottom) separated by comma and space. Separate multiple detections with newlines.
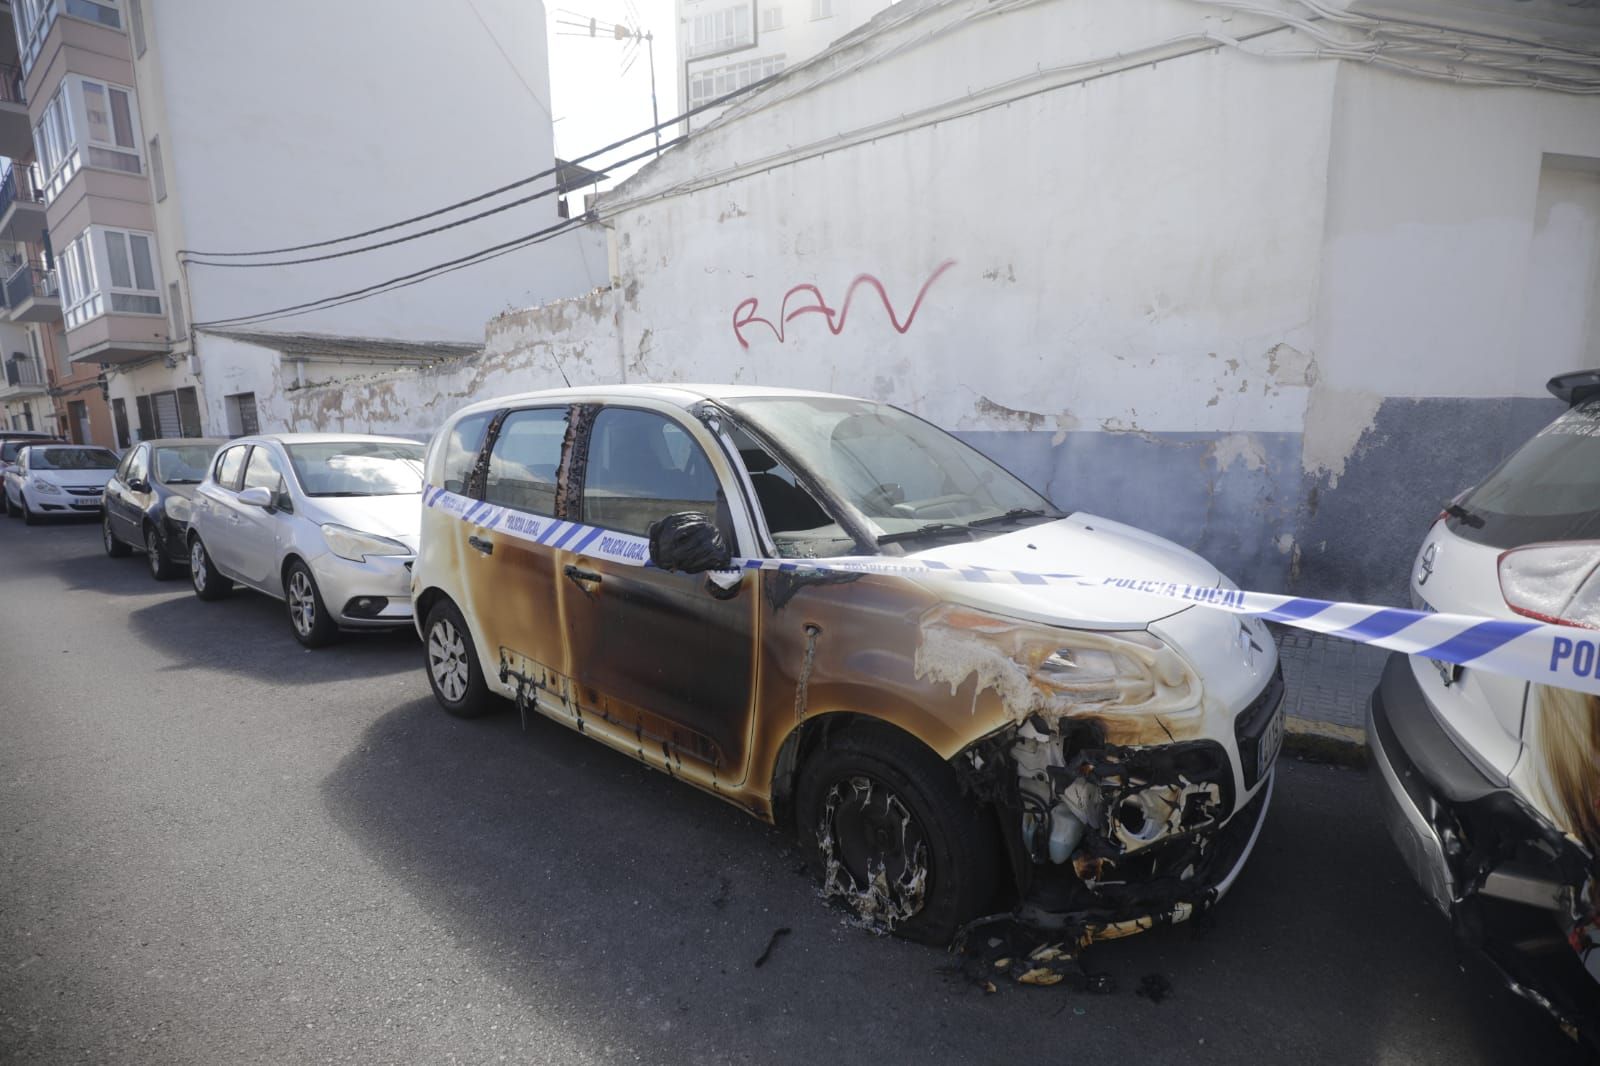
424, 485, 1600, 698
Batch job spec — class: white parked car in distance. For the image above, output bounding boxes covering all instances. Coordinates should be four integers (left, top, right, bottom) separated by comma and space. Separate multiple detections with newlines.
3, 443, 121, 525
186, 433, 426, 647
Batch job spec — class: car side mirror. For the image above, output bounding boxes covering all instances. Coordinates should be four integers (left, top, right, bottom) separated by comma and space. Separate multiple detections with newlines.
238, 486, 275, 509
648, 511, 732, 574
127, 477, 149, 492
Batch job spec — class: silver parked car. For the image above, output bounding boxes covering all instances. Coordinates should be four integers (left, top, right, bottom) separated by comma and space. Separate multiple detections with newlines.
186, 433, 425, 646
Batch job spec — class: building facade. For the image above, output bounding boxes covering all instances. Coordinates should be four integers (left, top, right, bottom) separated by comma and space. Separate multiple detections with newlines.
283, 0, 1600, 607
676, 0, 895, 129
0, 0, 605, 447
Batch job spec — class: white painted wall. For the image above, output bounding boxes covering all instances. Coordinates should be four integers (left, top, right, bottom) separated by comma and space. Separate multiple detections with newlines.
631, 0, 1334, 434
144, 0, 607, 343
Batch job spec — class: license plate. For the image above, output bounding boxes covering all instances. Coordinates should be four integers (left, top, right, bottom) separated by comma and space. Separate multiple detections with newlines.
1257, 702, 1285, 781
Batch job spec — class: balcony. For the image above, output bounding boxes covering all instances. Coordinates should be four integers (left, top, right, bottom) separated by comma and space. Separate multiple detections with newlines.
3, 261, 62, 323
0, 356, 49, 401
0, 165, 48, 244
0, 64, 29, 159
66, 305, 168, 365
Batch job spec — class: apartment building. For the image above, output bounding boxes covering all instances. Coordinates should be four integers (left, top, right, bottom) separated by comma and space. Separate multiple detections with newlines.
0, 0, 604, 446
676, 0, 896, 129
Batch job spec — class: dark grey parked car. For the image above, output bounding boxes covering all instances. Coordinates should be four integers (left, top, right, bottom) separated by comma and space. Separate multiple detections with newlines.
102, 438, 226, 579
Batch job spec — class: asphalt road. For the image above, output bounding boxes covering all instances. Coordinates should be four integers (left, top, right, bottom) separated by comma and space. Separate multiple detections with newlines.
0, 515, 1584, 1065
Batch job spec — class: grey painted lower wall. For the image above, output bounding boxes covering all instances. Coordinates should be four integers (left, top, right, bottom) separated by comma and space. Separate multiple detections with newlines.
959, 395, 1565, 607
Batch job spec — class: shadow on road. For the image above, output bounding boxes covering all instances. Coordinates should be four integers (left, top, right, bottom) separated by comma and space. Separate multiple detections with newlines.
320, 699, 1587, 1064
126, 582, 418, 683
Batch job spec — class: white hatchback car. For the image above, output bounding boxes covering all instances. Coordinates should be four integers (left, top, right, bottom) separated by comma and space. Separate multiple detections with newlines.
186, 433, 426, 647
1369, 369, 1600, 1050
412, 385, 1283, 947
3, 443, 120, 525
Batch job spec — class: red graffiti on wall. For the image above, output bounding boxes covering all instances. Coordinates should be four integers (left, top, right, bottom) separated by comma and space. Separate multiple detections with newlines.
732, 260, 956, 349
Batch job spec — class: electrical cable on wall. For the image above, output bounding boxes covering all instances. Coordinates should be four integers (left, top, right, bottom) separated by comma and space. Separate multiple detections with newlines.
178, 74, 781, 261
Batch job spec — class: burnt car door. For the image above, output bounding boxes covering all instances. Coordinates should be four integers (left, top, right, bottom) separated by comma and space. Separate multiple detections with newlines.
558, 405, 759, 779
470, 405, 574, 703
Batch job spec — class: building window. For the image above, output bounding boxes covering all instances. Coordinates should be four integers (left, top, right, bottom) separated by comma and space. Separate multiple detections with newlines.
811, 0, 831, 18
687, 3, 752, 57
33, 86, 78, 194
132, 387, 201, 439
59, 225, 163, 329
52, 326, 69, 381
761, 5, 783, 31
168, 281, 185, 340
81, 78, 141, 173
112, 396, 130, 448
150, 134, 165, 200
226, 392, 259, 437
688, 54, 785, 107
32, 75, 143, 201
129, 0, 146, 56
67, 399, 89, 444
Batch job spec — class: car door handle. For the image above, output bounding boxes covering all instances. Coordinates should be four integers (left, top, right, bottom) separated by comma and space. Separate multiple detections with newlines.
468, 535, 494, 556
564, 564, 602, 586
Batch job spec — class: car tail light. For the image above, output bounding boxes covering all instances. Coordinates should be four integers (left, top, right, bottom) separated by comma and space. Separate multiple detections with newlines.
1497, 542, 1600, 629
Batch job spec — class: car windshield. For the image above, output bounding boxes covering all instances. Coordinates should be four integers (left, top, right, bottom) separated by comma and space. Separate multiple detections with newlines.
722, 396, 1056, 551
153, 444, 217, 484
285, 441, 425, 497
1451, 398, 1600, 549
29, 447, 119, 471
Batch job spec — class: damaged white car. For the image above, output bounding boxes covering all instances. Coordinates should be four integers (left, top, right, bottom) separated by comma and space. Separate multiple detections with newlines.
412, 386, 1284, 946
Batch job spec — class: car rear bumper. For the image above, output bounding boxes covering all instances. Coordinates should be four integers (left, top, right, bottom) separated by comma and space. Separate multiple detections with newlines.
1368, 652, 1600, 1047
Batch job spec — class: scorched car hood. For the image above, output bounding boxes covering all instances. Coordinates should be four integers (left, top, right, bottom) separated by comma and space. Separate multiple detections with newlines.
907, 513, 1222, 630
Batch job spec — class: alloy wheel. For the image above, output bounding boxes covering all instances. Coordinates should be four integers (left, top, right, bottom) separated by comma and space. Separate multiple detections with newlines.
428, 618, 471, 703
103, 517, 115, 553
147, 530, 163, 577
191, 541, 207, 592
287, 570, 317, 637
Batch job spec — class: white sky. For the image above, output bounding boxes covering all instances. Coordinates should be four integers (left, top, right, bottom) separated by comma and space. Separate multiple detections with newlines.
545, 0, 681, 192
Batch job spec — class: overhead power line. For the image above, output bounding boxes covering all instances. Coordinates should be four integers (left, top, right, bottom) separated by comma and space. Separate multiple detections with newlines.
179, 74, 781, 262
192, 215, 596, 331
183, 135, 675, 269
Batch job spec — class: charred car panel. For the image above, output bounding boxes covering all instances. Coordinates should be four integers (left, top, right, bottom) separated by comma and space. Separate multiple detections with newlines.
413, 385, 1284, 945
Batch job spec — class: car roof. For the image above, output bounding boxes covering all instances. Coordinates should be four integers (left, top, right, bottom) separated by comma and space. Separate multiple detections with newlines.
228, 432, 423, 446
443, 383, 859, 424
137, 438, 228, 447
0, 431, 60, 440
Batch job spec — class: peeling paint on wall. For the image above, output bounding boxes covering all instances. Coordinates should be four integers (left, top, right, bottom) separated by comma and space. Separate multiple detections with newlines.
1300, 384, 1384, 487
1208, 432, 1268, 473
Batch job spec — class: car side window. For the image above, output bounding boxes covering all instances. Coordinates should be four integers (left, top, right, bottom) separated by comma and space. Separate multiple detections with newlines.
125, 445, 149, 485
242, 446, 288, 503
581, 408, 724, 538
484, 408, 568, 516
439, 411, 494, 495
214, 445, 247, 491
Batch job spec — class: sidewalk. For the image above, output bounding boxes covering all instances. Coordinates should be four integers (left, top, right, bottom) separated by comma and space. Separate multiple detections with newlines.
1274, 628, 1387, 763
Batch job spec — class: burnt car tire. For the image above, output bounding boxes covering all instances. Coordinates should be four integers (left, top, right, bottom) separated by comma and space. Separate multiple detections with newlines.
423, 601, 496, 717
284, 561, 340, 648
103, 513, 131, 557
146, 526, 179, 581
189, 535, 233, 601
797, 728, 999, 945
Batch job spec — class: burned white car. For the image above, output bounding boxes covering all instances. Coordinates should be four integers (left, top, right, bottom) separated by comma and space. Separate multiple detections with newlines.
1369, 370, 1600, 1049
412, 386, 1284, 945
